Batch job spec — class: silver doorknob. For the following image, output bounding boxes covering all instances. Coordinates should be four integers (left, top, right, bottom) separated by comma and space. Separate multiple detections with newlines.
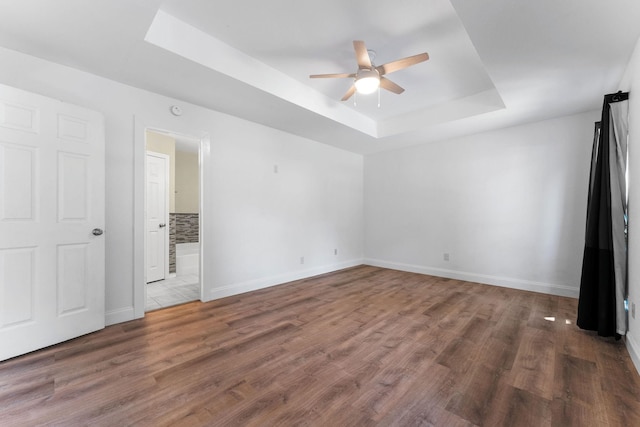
159, 223, 166, 228
92, 228, 104, 236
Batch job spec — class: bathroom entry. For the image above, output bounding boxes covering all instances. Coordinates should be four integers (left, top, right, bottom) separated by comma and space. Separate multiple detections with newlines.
145, 129, 201, 311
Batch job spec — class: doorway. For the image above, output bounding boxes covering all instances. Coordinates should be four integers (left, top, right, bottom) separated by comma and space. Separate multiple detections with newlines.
144, 129, 201, 311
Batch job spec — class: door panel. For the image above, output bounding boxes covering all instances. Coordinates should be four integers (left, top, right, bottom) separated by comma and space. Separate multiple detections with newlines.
0, 143, 35, 220
58, 152, 89, 221
0, 247, 35, 327
0, 84, 105, 361
57, 243, 89, 315
146, 152, 168, 283
0, 100, 39, 132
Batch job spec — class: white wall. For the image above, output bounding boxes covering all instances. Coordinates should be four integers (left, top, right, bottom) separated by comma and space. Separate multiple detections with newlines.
201, 113, 364, 301
619, 36, 640, 372
364, 110, 598, 297
0, 47, 364, 325
175, 150, 199, 213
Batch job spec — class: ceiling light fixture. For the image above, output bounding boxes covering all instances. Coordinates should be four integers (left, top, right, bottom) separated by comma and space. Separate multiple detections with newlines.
310, 42, 429, 101
354, 68, 380, 94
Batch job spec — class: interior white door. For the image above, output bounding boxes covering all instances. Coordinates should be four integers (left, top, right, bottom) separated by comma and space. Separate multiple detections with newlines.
146, 152, 168, 283
0, 83, 105, 361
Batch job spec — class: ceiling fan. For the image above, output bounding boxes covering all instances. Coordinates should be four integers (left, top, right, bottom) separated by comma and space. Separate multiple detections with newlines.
310, 40, 429, 101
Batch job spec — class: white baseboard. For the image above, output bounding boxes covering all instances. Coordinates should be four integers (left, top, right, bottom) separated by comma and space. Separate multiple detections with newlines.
364, 258, 580, 298
105, 306, 135, 326
626, 334, 640, 376
206, 259, 364, 301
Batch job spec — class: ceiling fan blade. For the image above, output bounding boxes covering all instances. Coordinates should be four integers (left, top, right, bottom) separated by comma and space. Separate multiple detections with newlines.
376, 52, 429, 75
380, 77, 405, 94
309, 73, 356, 79
341, 85, 356, 101
353, 40, 372, 69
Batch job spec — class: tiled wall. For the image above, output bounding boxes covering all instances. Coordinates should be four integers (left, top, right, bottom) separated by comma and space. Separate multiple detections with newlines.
169, 213, 199, 273
169, 214, 176, 273
175, 213, 199, 243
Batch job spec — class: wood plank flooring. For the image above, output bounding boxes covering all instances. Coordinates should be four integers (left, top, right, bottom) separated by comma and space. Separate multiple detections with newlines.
1, 266, 639, 426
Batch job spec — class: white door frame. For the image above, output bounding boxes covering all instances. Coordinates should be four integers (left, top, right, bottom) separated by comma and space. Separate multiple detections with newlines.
132, 116, 209, 320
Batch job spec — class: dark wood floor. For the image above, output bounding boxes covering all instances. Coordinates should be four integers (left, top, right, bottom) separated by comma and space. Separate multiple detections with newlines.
1, 266, 639, 426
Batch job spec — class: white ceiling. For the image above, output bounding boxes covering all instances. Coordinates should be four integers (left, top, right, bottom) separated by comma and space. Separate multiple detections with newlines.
0, 0, 639, 154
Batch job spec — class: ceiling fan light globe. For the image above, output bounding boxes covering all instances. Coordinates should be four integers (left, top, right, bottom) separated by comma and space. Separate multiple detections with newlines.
355, 69, 380, 94
355, 76, 380, 94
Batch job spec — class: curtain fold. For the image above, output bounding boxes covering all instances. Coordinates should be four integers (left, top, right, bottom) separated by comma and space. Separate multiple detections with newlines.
577, 92, 629, 337
609, 100, 629, 335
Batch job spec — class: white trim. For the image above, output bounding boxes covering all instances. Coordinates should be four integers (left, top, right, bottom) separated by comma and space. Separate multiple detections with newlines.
626, 334, 640, 375
134, 117, 145, 320
364, 258, 580, 298
105, 306, 135, 326
198, 134, 209, 303
134, 115, 209, 321
207, 259, 364, 301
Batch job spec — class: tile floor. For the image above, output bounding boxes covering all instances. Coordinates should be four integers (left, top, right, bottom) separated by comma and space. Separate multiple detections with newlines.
146, 274, 200, 311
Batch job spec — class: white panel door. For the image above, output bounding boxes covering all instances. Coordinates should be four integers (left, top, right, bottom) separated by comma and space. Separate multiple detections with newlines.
146, 152, 168, 283
0, 84, 105, 361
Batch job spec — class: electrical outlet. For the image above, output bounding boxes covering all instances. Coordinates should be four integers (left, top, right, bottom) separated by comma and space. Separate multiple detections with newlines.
443, 253, 450, 262
300, 256, 304, 264
334, 248, 338, 255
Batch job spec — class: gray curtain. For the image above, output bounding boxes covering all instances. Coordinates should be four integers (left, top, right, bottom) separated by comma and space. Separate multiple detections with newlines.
577, 92, 629, 337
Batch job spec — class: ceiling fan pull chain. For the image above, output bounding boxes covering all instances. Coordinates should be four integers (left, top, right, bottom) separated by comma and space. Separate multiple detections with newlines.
378, 87, 381, 108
